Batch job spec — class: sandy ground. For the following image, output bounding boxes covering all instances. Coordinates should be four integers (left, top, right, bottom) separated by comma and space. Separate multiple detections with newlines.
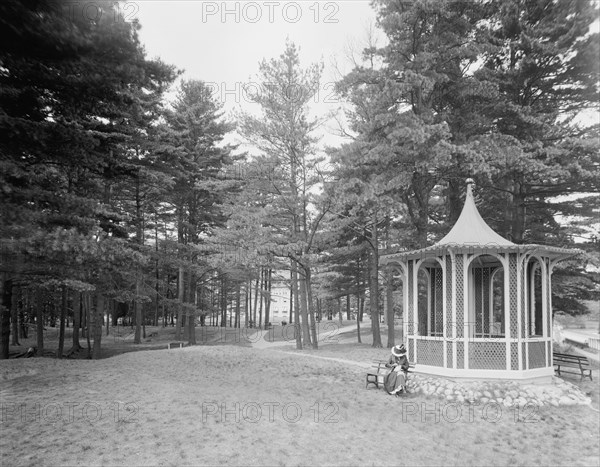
1, 334, 599, 467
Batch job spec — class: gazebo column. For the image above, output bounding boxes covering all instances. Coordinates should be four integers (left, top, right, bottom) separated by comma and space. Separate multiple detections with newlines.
503, 253, 511, 370
517, 253, 526, 371
507, 253, 520, 371
548, 260, 556, 367
407, 260, 415, 362
452, 252, 465, 369
445, 255, 453, 369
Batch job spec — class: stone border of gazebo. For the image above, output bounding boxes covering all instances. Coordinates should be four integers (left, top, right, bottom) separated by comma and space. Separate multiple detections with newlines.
381, 180, 580, 381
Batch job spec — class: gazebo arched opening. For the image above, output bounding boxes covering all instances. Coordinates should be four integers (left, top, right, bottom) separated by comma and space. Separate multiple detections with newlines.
491, 266, 504, 337
415, 260, 444, 338
526, 256, 545, 338
466, 253, 505, 339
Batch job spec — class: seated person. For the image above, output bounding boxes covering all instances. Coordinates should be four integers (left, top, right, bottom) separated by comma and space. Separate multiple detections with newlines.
385, 344, 409, 395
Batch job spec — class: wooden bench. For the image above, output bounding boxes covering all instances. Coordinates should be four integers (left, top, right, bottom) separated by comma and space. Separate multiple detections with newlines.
366, 360, 415, 389
167, 342, 184, 349
553, 352, 593, 381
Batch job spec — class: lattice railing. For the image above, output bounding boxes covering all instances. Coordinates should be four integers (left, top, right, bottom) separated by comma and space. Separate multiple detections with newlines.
416, 339, 444, 367
510, 342, 519, 370
456, 341, 464, 369
468, 341, 506, 370
528, 341, 547, 369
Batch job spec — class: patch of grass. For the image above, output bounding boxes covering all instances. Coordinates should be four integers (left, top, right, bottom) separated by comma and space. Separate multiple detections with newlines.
1, 331, 599, 466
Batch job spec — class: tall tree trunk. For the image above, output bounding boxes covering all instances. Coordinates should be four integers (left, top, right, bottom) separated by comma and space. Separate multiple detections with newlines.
18, 290, 27, 339
258, 269, 264, 329
106, 299, 110, 336
291, 259, 302, 349
57, 286, 67, 358
235, 286, 241, 328
175, 267, 184, 340
93, 294, 104, 359
188, 282, 196, 346
298, 264, 312, 347
71, 291, 81, 352
252, 276, 259, 328
264, 269, 272, 327
370, 212, 383, 347
289, 268, 294, 324
356, 299, 362, 344
1, 278, 12, 359
36, 289, 44, 353
512, 187, 526, 243
134, 276, 143, 344
305, 267, 318, 349
317, 298, 321, 322
10, 284, 19, 346
220, 276, 227, 327
245, 281, 250, 328
85, 293, 91, 359
346, 295, 351, 320
446, 179, 462, 226
155, 218, 160, 326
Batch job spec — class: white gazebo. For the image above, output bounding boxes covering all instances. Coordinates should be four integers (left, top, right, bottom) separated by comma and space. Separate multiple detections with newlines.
381, 180, 580, 381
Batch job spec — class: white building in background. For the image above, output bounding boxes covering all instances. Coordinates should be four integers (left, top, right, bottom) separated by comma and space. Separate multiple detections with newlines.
268, 274, 291, 324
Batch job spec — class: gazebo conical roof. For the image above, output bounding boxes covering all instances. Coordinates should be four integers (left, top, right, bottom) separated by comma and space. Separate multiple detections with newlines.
436, 179, 514, 247
381, 179, 580, 262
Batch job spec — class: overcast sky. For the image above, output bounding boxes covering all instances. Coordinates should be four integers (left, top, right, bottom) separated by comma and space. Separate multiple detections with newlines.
133, 0, 380, 148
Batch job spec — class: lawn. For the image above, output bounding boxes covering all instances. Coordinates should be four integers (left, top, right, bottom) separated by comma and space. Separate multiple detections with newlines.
1, 325, 599, 466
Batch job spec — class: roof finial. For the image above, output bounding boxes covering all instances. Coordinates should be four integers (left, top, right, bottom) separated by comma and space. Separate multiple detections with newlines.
466, 178, 474, 198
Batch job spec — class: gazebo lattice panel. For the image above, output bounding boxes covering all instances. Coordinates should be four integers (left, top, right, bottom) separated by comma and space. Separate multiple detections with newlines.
434, 269, 443, 335
528, 341, 546, 369
521, 266, 526, 338
456, 341, 464, 369
445, 256, 453, 336
475, 268, 483, 334
446, 342, 453, 367
546, 273, 552, 337
521, 342, 526, 371
456, 255, 464, 338
407, 337, 415, 361
469, 341, 506, 370
417, 339, 444, 367
510, 342, 519, 370
509, 254, 518, 338
408, 261, 414, 330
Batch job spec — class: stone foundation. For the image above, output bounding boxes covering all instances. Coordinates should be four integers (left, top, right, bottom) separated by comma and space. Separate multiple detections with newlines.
405, 374, 591, 407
